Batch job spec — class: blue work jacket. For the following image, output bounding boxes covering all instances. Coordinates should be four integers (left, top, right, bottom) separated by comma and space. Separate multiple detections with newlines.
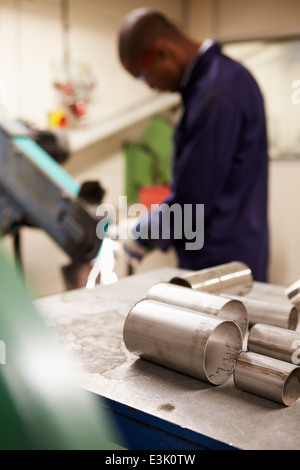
139, 43, 269, 282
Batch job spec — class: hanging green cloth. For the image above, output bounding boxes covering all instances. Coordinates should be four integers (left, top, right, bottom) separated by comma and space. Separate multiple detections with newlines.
124, 115, 174, 205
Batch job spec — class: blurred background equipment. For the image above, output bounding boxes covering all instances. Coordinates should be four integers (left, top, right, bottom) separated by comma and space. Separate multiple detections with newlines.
51, 0, 96, 124
0, 120, 105, 273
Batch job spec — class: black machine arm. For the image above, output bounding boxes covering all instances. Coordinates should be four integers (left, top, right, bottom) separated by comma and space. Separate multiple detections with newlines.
0, 121, 104, 264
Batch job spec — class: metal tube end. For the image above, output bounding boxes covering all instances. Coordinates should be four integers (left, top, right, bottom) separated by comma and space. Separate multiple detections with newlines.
204, 320, 243, 385
123, 299, 242, 385
169, 261, 253, 295
234, 351, 300, 406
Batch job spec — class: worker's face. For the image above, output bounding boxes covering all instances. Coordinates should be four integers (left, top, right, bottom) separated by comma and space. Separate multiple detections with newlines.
127, 40, 183, 92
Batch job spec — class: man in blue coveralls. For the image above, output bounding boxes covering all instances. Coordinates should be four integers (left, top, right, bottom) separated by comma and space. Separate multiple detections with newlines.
118, 8, 269, 282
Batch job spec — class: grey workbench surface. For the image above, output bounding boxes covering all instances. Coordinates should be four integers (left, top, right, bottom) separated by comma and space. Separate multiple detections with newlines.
35, 267, 300, 450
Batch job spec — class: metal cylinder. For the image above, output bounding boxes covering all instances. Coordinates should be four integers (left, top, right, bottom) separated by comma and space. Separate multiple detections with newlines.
123, 299, 243, 385
170, 261, 253, 296
248, 323, 300, 364
246, 281, 290, 306
286, 279, 300, 309
222, 294, 298, 330
234, 351, 300, 406
147, 282, 248, 338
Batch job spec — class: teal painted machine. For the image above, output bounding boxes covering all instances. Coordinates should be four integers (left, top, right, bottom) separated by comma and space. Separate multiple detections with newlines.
0, 121, 103, 264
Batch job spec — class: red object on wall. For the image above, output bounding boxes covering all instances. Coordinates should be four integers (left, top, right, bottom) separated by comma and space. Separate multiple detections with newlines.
138, 185, 171, 210
72, 100, 87, 117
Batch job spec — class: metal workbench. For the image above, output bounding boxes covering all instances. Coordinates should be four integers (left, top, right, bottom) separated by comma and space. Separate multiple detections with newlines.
35, 267, 300, 450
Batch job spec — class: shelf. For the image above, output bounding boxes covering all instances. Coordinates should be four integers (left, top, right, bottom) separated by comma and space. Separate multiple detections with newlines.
67, 93, 181, 153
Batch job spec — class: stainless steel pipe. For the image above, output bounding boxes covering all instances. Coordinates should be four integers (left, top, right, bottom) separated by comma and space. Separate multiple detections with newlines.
286, 278, 300, 309
248, 323, 300, 364
170, 262, 253, 296
234, 351, 300, 406
123, 299, 243, 385
246, 281, 290, 306
147, 282, 248, 338
222, 294, 298, 330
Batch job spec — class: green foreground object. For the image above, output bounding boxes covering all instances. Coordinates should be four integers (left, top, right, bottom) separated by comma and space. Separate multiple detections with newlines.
0, 246, 118, 450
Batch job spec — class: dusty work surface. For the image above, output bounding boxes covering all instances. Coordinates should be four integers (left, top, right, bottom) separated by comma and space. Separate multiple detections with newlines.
35, 267, 300, 450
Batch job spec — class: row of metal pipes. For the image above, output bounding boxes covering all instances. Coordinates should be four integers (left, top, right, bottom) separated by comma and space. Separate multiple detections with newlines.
123, 262, 300, 407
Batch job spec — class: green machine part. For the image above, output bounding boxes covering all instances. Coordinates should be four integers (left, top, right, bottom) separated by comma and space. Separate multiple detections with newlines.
124, 116, 174, 205
0, 246, 119, 450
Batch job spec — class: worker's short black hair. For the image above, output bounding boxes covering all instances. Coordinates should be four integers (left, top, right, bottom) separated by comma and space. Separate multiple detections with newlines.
118, 8, 181, 68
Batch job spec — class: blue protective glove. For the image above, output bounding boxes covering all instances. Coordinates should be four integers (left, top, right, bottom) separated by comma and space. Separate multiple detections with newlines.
124, 236, 152, 261
123, 216, 153, 264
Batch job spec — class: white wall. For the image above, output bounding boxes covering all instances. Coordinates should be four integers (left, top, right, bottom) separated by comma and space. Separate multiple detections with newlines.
0, 0, 61, 125
187, 0, 300, 41
268, 160, 300, 286
0, 0, 183, 127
